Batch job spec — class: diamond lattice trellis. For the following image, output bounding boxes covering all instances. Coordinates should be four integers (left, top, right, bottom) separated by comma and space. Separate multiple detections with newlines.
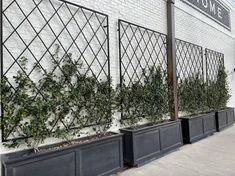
118, 19, 168, 119
205, 48, 224, 83
1, 0, 110, 141
119, 20, 168, 86
175, 39, 204, 110
176, 39, 204, 83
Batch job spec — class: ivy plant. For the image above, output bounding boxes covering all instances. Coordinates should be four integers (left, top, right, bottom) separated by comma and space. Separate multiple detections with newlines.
117, 66, 169, 128
0, 76, 16, 144
142, 67, 169, 123
85, 78, 115, 137
178, 74, 207, 115
1, 57, 51, 149
117, 81, 146, 128
0, 45, 114, 150
206, 65, 230, 110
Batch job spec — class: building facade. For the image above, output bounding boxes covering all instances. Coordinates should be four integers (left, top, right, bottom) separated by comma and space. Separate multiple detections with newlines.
0, 0, 235, 155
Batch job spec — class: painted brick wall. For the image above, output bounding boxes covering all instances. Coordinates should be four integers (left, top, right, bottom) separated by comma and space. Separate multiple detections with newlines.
68, 0, 168, 85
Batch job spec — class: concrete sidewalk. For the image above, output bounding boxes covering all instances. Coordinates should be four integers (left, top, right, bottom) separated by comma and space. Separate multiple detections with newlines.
117, 125, 235, 176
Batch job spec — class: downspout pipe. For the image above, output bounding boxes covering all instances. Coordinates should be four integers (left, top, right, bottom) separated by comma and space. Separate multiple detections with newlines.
167, 0, 178, 120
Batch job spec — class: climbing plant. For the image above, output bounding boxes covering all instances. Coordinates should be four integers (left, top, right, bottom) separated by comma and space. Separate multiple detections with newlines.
1, 58, 52, 149
117, 66, 169, 128
178, 74, 207, 115
142, 67, 169, 123
117, 81, 145, 128
0, 45, 114, 149
206, 65, 230, 110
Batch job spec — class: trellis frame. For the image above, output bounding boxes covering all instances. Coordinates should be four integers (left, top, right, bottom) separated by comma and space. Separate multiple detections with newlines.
176, 38, 204, 84
205, 48, 225, 83
175, 38, 204, 111
118, 19, 168, 120
0, 0, 110, 142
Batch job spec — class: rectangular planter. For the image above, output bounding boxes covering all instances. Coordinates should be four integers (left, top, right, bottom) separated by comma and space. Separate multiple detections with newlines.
120, 120, 182, 167
180, 112, 216, 144
216, 107, 235, 132
1, 133, 123, 176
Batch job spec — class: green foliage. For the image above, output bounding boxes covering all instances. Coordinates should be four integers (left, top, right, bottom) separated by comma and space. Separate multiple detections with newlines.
117, 81, 145, 127
178, 74, 207, 115
117, 66, 169, 127
0, 45, 114, 149
206, 65, 230, 110
86, 79, 115, 136
142, 67, 169, 123
179, 65, 231, 115
0, 58, 51, 148
0, 76, 15, 142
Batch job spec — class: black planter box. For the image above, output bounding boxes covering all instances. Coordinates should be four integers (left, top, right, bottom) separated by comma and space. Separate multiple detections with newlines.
120, 120, 182, 167
216, 107, 235, 132
1, 133, 123, 176
180, 112, 216, 144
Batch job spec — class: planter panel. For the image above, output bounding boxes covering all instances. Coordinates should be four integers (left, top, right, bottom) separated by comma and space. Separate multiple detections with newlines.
216, 111, 227, 131
8, 152, 76, 176
134, 130, 160, 162
203, 114, 216, 135
120, 120, 182, 167
122, 133, 133, 165
79, 139, 122, 176
227, 108, 235, 125
216, 108, 235, 132
12, 153, 76, 176
2, 133, 123, 176
180, 112, 216, 144
188, 117, 204, 142
160, 123, 182, 153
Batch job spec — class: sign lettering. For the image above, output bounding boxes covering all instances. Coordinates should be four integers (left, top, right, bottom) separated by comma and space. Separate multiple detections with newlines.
182, 0, 231, 30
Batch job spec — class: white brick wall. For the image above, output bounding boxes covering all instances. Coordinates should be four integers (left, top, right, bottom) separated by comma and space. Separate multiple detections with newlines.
71, 0, 168, 85
1, 0, 235, 158
175, 0, 235, 106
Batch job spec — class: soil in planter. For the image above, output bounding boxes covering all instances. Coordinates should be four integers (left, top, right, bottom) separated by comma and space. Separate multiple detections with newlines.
126, 119, 172, 130
180, 111, 214, 119
15, 132, 114, 158
40, 132, 113, 152
218, 107, 233, 111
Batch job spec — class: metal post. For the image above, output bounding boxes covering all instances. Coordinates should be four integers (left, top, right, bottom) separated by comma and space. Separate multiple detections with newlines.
118, 20, 124, 120
0, 0, 4, 141
167, 0, 178, 120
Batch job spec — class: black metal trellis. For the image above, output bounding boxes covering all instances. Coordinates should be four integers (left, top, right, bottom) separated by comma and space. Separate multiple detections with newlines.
176, 38, 204, 83
0, 0, 3, 141
118, 19, 168, 119
119, 20, 168, 86
1, 0, 110, 142
175, 39, 204, 109
205, 48, 224, 83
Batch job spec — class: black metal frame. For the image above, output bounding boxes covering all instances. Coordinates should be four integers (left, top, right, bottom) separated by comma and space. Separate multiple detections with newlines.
176, 38, 204, 83
118, 19, 168, 120
0, 0, 3, 139
205, 48, 224, 83
175, 39, 204, 110
1, 0, 110, 142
